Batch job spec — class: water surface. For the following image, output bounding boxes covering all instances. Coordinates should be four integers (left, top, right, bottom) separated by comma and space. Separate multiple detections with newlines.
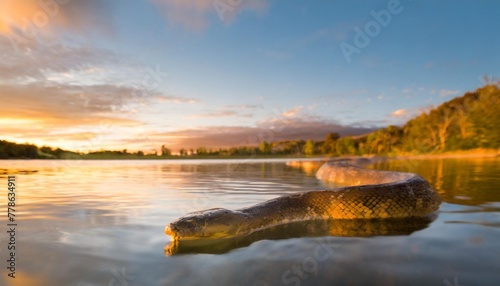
1, 158, 499, 285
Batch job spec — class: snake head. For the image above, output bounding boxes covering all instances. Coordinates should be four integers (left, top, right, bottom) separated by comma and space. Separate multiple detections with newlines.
165, 208, 249, 240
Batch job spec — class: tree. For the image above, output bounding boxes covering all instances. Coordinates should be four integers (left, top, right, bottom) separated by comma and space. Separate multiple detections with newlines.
259, 141, 272, 154
161, 145, 171, 156
54, 148, 65, 159
336, 136, 357, 155
196, 147, 207, 155
380, 125, 402, 153
321, 132, 340, 154
179, 148, 187, 156
304, 140, 316, 156
365, 132, 382, 154
470, 84, 500, 147
434, 108, 454, 150
453, 100, 473, 139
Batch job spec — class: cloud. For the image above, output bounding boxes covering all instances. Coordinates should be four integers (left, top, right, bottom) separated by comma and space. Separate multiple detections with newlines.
0, 81, 195, 125
439, 89, 460, 97
0, 83, 145, 124
390, 109, 407, 117
3, 128, 100, 144
0, 79, 196, 151
0, 0, 269, 36
281, 106, 304, 117
156, 95, 198, 104
0, 36, 119, 82
225, 104, 263, 110
0, 35, 194, 106
188, 104, 261, 119
0, 0, 114, 36
0, 35, 195, 122
149, 0, 268, 31
189, 110, 240, 119
388, 106, 434, 125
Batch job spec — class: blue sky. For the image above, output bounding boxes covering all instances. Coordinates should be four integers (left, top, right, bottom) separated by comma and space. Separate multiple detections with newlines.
0, 0, 498, 153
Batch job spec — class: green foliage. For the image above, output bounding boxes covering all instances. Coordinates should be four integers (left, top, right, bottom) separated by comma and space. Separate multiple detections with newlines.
401, 83, 499, 152
0, 140, 39, 159
321, 132, 340, 154
259, 141, 272, 154
469, 85, 500, 148
359, 126, 402, 155
272, 140, 305, 155
335, 136, 357, 156
196, 147, 208, 156
303, 140, 316, 156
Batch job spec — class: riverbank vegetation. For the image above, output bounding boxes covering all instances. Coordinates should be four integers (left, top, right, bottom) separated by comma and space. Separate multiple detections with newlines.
1, 83, 499, 159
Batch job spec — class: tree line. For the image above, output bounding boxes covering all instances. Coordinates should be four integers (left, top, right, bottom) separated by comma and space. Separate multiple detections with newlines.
1, 83, 498, 159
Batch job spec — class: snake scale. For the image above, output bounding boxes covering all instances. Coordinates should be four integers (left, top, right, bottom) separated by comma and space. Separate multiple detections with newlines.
165, 161, 442, 241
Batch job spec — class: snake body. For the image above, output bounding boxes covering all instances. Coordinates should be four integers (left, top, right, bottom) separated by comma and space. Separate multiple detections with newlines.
165, 162, 442, 241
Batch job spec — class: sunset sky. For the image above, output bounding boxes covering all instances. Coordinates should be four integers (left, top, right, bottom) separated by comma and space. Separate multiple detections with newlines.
1, 0, 499, 153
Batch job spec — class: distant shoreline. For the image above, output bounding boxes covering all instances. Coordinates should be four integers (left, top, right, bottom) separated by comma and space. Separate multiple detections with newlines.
390, 149, 500, 160
1, 149, 498, 160
319, 148, 500, 163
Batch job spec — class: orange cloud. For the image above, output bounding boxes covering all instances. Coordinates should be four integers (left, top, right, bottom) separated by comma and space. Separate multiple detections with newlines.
0, 0, 41, 34
389, 107, 431, 124
281, 106, 304, 118
0, 81, 148, 151
0, 0, 113, 38
0, 0, 267, 38
390, 109, 407, 117
0, 114, 143, 151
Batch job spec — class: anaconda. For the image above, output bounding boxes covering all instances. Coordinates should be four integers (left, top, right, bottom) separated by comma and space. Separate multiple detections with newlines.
165, 161, 442, 241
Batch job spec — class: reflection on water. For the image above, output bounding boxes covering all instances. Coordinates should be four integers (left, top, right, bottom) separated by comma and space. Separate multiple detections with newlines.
285, 160, 325, 175
371, 157, 500, 206
0, 158, 499, 285
165, 216, 436, 255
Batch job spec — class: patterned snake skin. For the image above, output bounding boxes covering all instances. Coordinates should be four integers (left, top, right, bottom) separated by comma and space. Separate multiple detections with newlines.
165, 162, 442, 241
